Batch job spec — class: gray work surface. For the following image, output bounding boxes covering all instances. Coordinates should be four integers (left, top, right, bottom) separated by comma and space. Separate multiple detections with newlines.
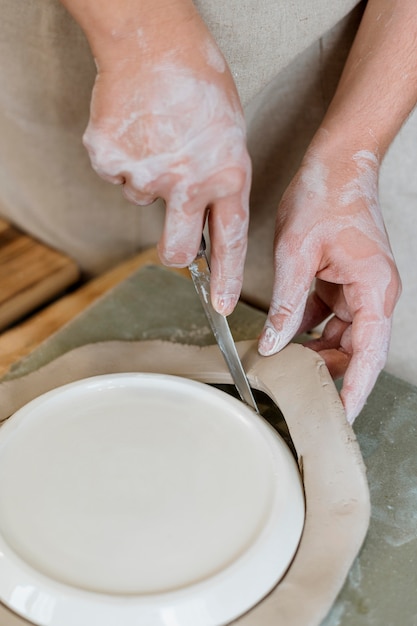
5, 266, 417, 626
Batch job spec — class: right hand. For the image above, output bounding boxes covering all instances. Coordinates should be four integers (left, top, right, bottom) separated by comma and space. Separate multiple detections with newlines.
82, 1, 251, 316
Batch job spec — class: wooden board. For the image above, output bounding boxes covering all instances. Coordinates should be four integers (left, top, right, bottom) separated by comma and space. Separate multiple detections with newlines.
0, 219, 80, 331
0, 246, 189, 376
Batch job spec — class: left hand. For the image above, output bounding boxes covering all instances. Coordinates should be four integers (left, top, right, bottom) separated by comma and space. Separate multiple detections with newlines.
258, 142, 401, 423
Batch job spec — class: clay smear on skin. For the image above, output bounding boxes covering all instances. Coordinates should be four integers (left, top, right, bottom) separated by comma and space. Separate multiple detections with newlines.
201, 39, 226, 73
340, 150, 388, 241
85, 62, 246, 207
260, 157, 331, 355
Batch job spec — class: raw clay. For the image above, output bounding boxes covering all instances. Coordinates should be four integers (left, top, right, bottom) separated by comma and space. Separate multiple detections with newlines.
0, 340, 370, 626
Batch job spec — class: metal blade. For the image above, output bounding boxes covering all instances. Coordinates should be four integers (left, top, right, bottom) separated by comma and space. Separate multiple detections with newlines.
189, 238, 259, 413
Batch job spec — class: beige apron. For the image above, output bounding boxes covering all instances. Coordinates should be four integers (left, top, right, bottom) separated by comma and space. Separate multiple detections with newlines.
0, 0, 360, 277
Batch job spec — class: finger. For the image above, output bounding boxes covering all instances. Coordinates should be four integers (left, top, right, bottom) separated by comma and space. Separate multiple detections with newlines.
339, 258, 400, 423
302, 315, 350, 352
297, 277, 353, 337
259, 288, 312, 357
315, 348, 351, 380
208, 193, 249, 316
296, 289, 332, 335
304, 316, 351, 378
340, 314, 391, 424
259, 238, 318, 356
122, 184, 157, 206
157, 189, 206, 267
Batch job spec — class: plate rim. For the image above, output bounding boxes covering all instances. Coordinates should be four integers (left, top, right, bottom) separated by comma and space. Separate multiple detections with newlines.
0, 371, 305, 626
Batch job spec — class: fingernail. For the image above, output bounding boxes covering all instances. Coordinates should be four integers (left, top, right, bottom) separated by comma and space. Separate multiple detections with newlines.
344, 403, 356, 425
343, 395, 363, 426
346, 413, 355, 426
213, 295, 238, 316
258, 325, 280, 356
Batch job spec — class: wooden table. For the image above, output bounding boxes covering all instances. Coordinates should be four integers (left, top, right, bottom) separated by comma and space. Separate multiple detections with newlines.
0, 218, 79, 332
0, 237, 189, 377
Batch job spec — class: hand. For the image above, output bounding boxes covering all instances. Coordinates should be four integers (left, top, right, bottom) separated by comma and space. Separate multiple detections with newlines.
258, 141, 401, 423
81, 2, 251, 315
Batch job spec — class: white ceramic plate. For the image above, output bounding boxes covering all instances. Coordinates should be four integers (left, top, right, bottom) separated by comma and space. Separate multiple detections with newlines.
0, 373, 304, 626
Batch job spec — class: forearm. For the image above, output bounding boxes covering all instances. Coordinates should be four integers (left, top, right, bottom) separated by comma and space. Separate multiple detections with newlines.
317, 0, 417, 160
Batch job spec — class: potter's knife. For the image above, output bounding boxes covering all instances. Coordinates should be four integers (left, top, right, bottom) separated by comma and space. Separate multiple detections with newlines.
189, 237, 259, 413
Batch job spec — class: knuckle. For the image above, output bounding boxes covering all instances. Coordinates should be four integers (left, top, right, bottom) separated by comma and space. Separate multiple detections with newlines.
82, 128, 110, 173
82, 125, 103, 157
221, 271, 244, 294
158, 245, 194, 268
213, 238, 246, 265
210, 165, 249, 198
82, 128, 94, 152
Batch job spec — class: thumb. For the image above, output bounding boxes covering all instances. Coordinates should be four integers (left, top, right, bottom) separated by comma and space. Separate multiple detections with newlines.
258, 251, 313, 356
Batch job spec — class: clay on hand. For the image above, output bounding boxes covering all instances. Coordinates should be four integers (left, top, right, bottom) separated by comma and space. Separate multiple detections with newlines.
83, 9, 251, 316
258, 145, 401, 423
